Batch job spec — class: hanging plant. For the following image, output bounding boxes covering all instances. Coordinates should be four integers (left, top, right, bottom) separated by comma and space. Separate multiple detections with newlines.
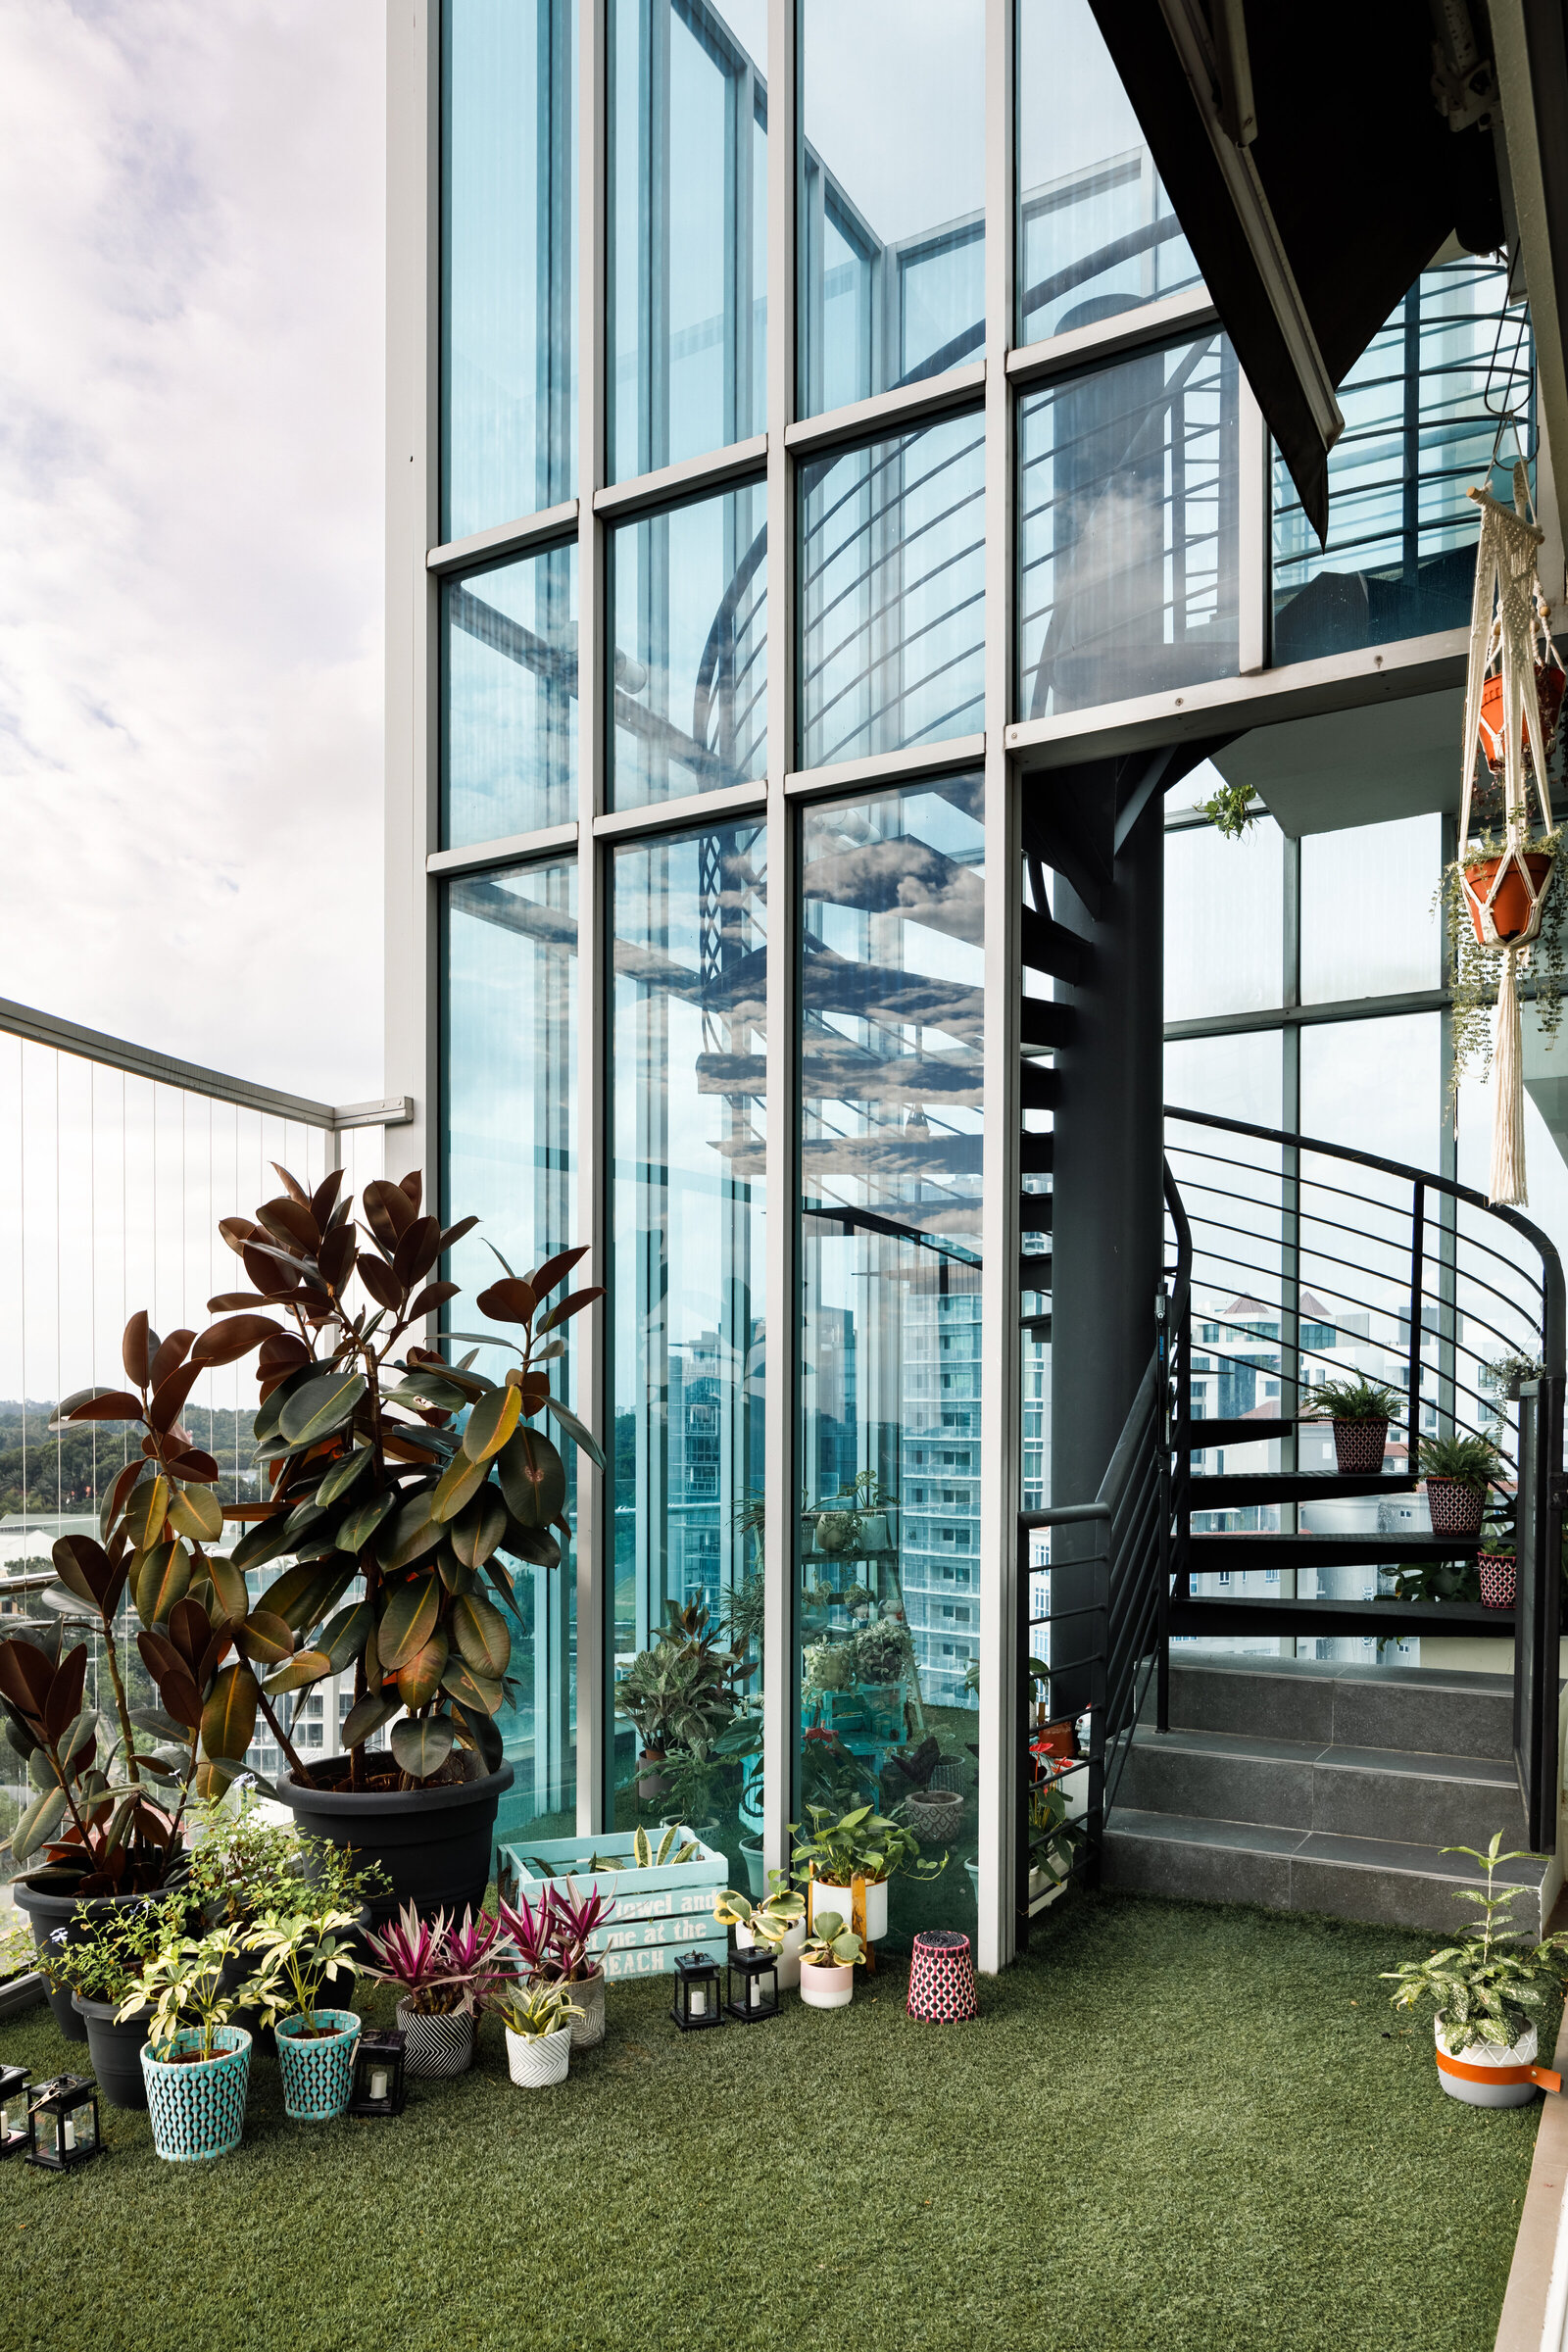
1440, 458, 1567, 1203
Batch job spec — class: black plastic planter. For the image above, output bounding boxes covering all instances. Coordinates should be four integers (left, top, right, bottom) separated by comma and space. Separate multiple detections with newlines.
73, 1994, 151, 2109
12, 1873, 187, 2045
278, 1755, 514, 1929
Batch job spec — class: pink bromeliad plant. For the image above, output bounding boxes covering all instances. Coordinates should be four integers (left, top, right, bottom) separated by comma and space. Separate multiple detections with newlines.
361, 1901, 514, 2017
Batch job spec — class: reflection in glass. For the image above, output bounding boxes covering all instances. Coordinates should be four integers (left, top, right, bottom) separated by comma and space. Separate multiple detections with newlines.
612, 824, 766, 1863
442, 860, 578, 1845
1300, 816, 1441, 1004
801, 416, 984, 771
1165, 810, 1284, 1022
609, 0, 767, 482
442, 543, 577, 848
799, 0, 985, 415
441, 0, 576, 538
1017, 0, 1199, 346
1019, 334, 1239, 717
799, 777, 984, 1947
1273, 259, 1531, 662
610, 485, 767, 808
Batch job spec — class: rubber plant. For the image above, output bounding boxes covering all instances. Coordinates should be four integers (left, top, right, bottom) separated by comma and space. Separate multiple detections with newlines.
40, 1164, 605, 1798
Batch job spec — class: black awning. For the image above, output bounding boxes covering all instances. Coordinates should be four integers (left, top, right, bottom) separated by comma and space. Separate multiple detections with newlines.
1086, 0, 1503, 541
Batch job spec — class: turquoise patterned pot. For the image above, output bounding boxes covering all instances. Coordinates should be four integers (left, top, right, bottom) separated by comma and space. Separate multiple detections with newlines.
275, 2009, 360, 2122
141, 2027, 252, 2162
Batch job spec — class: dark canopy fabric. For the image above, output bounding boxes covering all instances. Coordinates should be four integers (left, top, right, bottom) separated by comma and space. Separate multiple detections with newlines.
1086, 0, 1503, 541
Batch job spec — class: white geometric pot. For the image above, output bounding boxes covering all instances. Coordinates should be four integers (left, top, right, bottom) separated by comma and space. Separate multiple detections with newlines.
506, 2024, 572, 2087
568, 1967, 607, 2049
798, 1958, 854, 2010
1434, 2017, 1551, 2107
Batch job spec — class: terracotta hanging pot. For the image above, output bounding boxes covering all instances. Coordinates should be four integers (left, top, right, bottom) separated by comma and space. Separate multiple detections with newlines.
1462, 851, 1554, 948
1480, 660, 1566, 771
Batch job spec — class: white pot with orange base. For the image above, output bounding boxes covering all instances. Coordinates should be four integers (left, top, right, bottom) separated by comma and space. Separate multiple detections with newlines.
1434, 2018, 1561, 2107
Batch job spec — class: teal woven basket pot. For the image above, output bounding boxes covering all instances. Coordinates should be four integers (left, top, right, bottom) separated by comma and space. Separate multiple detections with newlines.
275, 2010, 361, 2122
141, 2027, 252, 2163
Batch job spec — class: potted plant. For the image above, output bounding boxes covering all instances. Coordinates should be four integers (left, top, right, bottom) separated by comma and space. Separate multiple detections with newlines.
1300, 1376, 1404, 1474
654, 1745, 729, 1843
494, 1980, 583, 2088
790, 1802, 947, 1944
614, 1598, 749, 1802
797, 1908, 863, 2010
38, 1893, 184, 2107
903, 1784, 965, 1841
1382, 1832, 1568, 2105
246, 1908, 364, 2121
1477, 1520, 1518, 1609
498, 1878, 616, 2048
120, 1923, 260, 2162
0, 1909, 46, 2022
361, 1899, 513, 2077
1417, 1430, 1504, 1537
40, 1173, 607, 1928
854, 1617, 911, 1708
714, 1873, 806, 1984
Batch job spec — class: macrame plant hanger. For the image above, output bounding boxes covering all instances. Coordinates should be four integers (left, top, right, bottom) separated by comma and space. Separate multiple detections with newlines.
1457, 443, 1564, 1206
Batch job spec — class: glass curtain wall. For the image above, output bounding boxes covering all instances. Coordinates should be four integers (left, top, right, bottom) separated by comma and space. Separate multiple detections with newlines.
442, 859, 578, 1844
608, 0, 767, 481
1019, 331, 1240, 716
441, 0, 576, 537
1016, 0, 1199, 345
798, 776, 985, 1940
442, 541, 578, 847
799, 0, 986, 412
611, 822, 766, 1863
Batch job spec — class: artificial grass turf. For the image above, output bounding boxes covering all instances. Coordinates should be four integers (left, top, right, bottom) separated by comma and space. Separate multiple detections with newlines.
0, 1889, 1546, 2352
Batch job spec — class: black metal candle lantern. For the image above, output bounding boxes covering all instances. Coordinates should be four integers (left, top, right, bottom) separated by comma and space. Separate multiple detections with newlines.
348, 2030, 407, 2117
725, 1943, 780, 2023
0, 2066, 30, 2160
670, 1950, 723, 2031
26, 2075, 101, 2172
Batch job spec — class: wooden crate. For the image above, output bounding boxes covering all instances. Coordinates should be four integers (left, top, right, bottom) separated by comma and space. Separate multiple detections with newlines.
497, 1829, 731, 1978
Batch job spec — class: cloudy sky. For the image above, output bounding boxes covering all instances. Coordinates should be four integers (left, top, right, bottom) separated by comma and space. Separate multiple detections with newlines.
0, 0, 385, 1104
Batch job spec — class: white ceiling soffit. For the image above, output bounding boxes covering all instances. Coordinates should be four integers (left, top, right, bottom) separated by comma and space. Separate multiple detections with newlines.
1207, 689, 1463, 837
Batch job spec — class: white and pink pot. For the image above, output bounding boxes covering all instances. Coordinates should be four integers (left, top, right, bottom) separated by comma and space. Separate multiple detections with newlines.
1425, 1477, 1486, 1538
799, 1957, 855, 2011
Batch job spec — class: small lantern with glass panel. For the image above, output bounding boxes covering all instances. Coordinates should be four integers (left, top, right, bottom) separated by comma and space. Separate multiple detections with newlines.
348, 2030, 407, 2118
670, 1948, 723, 2032
0, 2065, 30, 2161
26, 2075, 101, 2172
725, 1941, 780, 2023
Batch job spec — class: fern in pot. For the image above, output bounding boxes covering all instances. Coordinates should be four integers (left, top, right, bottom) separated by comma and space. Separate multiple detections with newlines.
1383, 1833, 1568, 2105
1417, 1430, 1504, 1539
1300, 1376, 1404, 1475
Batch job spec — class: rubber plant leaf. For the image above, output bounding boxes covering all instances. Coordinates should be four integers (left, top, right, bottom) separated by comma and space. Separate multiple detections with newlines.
450, 1592, 511, 1680
201, 1665, 261, 1762
496, 1426, 566, 1528
462, 1384, 522, 1466
377, 1575, 442, 1672
168, 1485, 224, 1544
390, 1713, 458, 1783
278, 1370, 367, 1449
341, 1690, 402, 1749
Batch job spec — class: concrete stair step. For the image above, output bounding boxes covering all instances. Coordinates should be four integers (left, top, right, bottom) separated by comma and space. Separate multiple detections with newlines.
1159, 1654, 1516, 1761
1102, 1808, 1550, 1936
1117, 1724, 1525, 1850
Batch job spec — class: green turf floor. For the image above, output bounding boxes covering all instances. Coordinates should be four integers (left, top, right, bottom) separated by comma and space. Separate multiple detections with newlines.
0, 1889, 1546, 2352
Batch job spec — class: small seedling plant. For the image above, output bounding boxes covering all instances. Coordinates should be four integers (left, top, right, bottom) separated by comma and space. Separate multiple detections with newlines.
1382, 1831, 1568, 2053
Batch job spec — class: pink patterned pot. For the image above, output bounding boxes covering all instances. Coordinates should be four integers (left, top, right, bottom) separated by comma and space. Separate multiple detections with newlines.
1478, 1552, 1518, 1609
1331, 1418, 1388, 1474
1426, 1477, 1486, 1538
906, 1930, 977, 2024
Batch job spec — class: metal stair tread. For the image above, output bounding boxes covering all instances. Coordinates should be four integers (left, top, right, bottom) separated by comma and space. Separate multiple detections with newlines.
1106, 1808, 1548, 1886
1189, 1533, 1481, 1559
1131, 1722, 1519, 1786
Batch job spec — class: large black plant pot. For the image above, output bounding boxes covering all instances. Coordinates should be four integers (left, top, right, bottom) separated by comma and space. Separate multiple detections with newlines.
73, 1994, 151, 2109
278, 1756, 514, 1931
12, 1872, 187, 2045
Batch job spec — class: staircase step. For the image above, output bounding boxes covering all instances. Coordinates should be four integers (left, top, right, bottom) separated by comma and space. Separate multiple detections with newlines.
1189, 1533, 1479, 1567
1189, 1471, 1419, 1506
1184, 1418, 1293, 1446
1116, 1723, 1524, 1848
1019, 999, 1072, 1051
1020, 904, 1087, 984
1020, 1062, 1058, 1110
1156, 1653, 1517, 1759
1019, 1195, 1052, 1235
1170, 1594, 1513, 1640
1102, 1809, 1548, 1936
1020, 1253, 1052, 1293
1019, 1133, 1053, 1174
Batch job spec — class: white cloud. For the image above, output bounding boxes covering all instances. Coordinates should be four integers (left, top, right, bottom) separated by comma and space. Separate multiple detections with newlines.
0, 0, 385, 1104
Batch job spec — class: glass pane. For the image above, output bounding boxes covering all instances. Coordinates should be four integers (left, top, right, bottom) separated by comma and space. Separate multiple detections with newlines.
1273, 258, 1530, 662
610, 483, 767, 808
608, 0, 767, 482
1457, 1041, 1568, 1444
442, 543, 578, 848
1165, 808, 1284, 1020
1019, 333, 1240, 717
799, 775, 985, 1948
1017, 0, 1200, 346
442, 859, 578, 1845
612, 823, 767, 1869
799, 0, 985, 415
441, 0, 576, 538
801, 413, 985, 770
1300, 815, 1441, 1004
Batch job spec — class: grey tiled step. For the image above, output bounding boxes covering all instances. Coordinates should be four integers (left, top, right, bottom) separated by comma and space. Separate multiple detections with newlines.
1159, 1654, 1517, 1761
1102, 1808, 1550, 1936
1117, 1724, 1525, 1849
